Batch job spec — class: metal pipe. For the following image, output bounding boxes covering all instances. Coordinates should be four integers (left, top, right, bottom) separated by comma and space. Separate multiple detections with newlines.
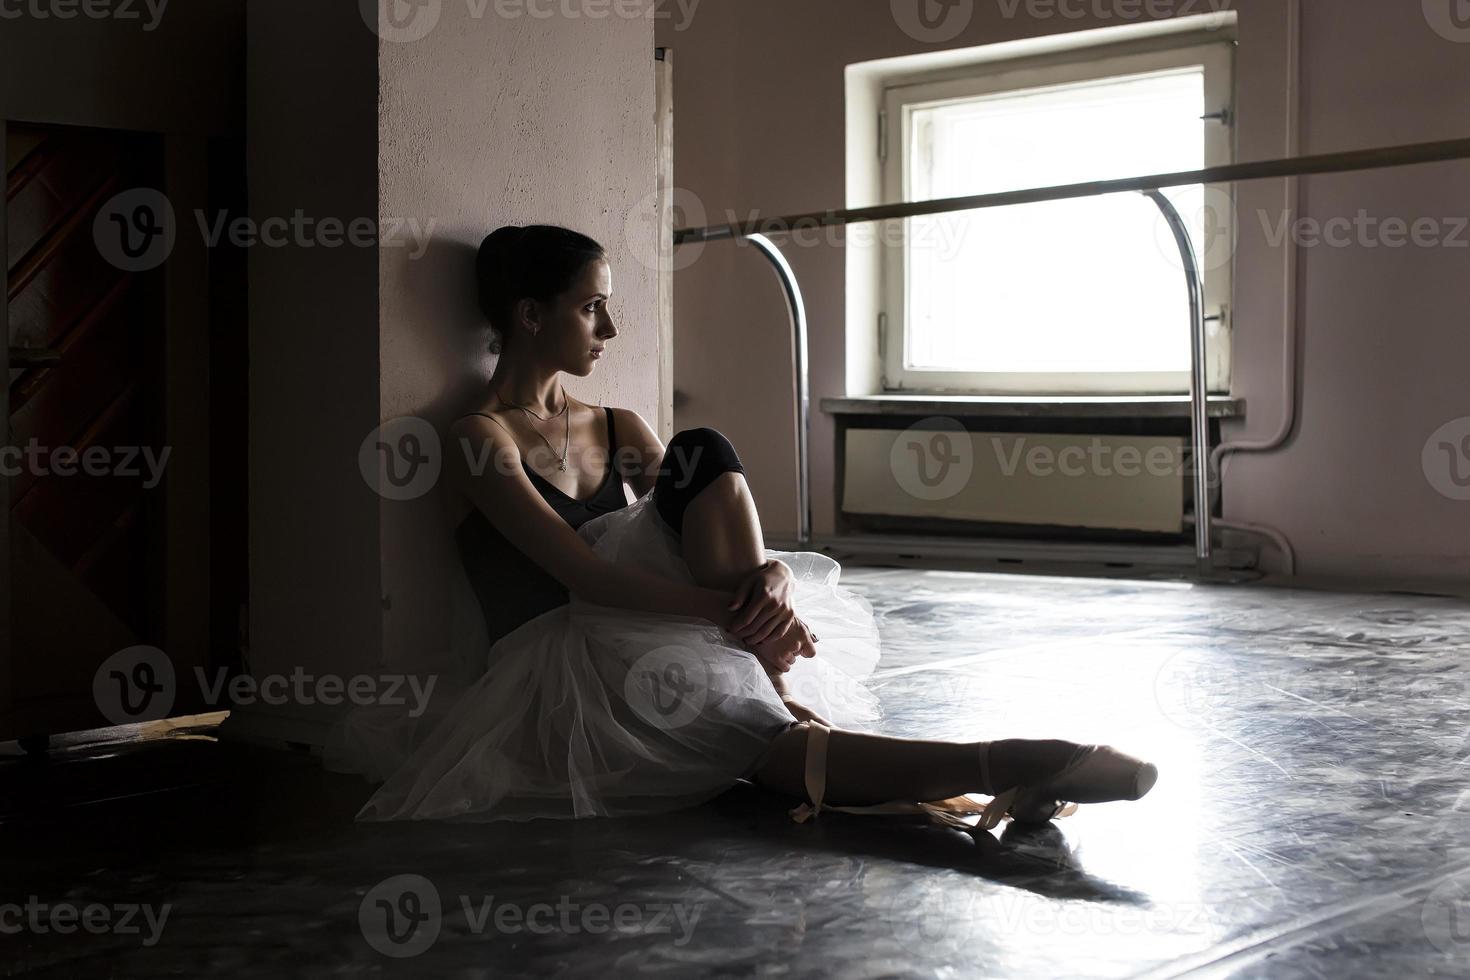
671, 134, 1470, 573
676, 137, 1470, 243
1143, 190, 1212, 572
744, 234, 812, 548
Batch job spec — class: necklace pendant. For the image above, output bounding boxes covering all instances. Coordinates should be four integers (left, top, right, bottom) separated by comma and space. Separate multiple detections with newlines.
558, 461, 567, 471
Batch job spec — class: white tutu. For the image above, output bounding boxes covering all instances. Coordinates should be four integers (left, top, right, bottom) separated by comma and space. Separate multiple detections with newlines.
347, 492, 884, 822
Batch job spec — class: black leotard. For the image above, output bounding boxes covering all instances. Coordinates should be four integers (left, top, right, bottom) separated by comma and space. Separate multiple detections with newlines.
455, 406, 628, 647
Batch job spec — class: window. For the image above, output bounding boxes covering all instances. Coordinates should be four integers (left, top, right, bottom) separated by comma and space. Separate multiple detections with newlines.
880, 39, 1235, 395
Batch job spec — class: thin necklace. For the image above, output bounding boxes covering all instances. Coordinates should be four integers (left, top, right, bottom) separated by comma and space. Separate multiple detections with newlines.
496, 385, 571, 471
496, 384, 568, 422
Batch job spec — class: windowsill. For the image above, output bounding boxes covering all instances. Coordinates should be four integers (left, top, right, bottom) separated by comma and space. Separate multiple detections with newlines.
821, 394, 1243, 419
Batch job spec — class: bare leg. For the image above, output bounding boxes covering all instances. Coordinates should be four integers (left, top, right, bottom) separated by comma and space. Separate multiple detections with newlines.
755, 726, 989, 805
672, 464, 1150, 812
680, 471, 765, 590
752, 726, 1079, 807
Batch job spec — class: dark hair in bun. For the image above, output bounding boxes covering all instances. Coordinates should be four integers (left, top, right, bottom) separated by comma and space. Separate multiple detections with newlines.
476, 225, 606, 352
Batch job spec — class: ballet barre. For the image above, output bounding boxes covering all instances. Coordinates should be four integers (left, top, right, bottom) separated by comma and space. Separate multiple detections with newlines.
672, 136, 1470, 570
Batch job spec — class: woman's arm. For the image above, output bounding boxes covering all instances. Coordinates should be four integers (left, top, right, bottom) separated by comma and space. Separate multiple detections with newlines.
610, 408, 813, 654
448, 415, 735, 629
609, 407, 665, 499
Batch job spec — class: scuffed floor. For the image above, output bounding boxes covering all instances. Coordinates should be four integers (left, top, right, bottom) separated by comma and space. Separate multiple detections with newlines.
4, 569, 1470, 977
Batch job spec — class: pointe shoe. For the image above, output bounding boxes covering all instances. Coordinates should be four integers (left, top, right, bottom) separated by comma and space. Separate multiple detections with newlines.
977, 743, 1158, 831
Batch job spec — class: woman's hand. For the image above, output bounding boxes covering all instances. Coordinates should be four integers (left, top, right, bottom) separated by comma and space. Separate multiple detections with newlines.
764, 663, 832, 727
747, 616, 818, 674
726, 559, 797, 645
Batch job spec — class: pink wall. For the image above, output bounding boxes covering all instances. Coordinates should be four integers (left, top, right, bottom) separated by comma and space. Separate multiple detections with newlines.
239, 4, 660, 741
377, 5, 660, 676
658, 0, 1470, 588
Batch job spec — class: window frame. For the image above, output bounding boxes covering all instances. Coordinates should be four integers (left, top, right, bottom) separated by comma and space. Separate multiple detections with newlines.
879, 38, 1236, 395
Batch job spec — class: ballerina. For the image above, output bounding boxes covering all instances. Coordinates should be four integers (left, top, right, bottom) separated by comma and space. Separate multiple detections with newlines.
353, 224, 1158, 827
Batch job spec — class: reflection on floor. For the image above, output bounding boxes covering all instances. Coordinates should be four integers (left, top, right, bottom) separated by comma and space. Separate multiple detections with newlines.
5, 569, 1470, 977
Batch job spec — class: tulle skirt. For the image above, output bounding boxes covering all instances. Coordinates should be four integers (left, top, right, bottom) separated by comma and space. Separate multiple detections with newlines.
344, 493, 885, 823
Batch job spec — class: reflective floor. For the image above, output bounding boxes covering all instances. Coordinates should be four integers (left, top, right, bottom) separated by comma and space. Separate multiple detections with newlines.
5, 569, 1470, 977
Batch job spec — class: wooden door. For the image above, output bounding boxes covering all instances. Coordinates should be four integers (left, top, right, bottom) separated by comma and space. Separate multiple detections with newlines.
5, 122, 171, 738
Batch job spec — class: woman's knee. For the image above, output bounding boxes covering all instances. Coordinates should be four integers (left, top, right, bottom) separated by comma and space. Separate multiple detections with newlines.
654, 427, 746, 533
662, 428, 742, 490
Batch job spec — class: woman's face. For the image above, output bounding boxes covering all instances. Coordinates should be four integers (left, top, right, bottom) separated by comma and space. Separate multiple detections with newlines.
525, 257, 617, 377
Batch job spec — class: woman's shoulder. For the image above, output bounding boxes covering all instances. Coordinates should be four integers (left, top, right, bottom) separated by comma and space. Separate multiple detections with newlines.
605, 405, 657, 436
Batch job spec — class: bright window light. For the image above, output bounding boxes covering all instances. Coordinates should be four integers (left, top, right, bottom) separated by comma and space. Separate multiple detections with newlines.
905, 68, 1208, 377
